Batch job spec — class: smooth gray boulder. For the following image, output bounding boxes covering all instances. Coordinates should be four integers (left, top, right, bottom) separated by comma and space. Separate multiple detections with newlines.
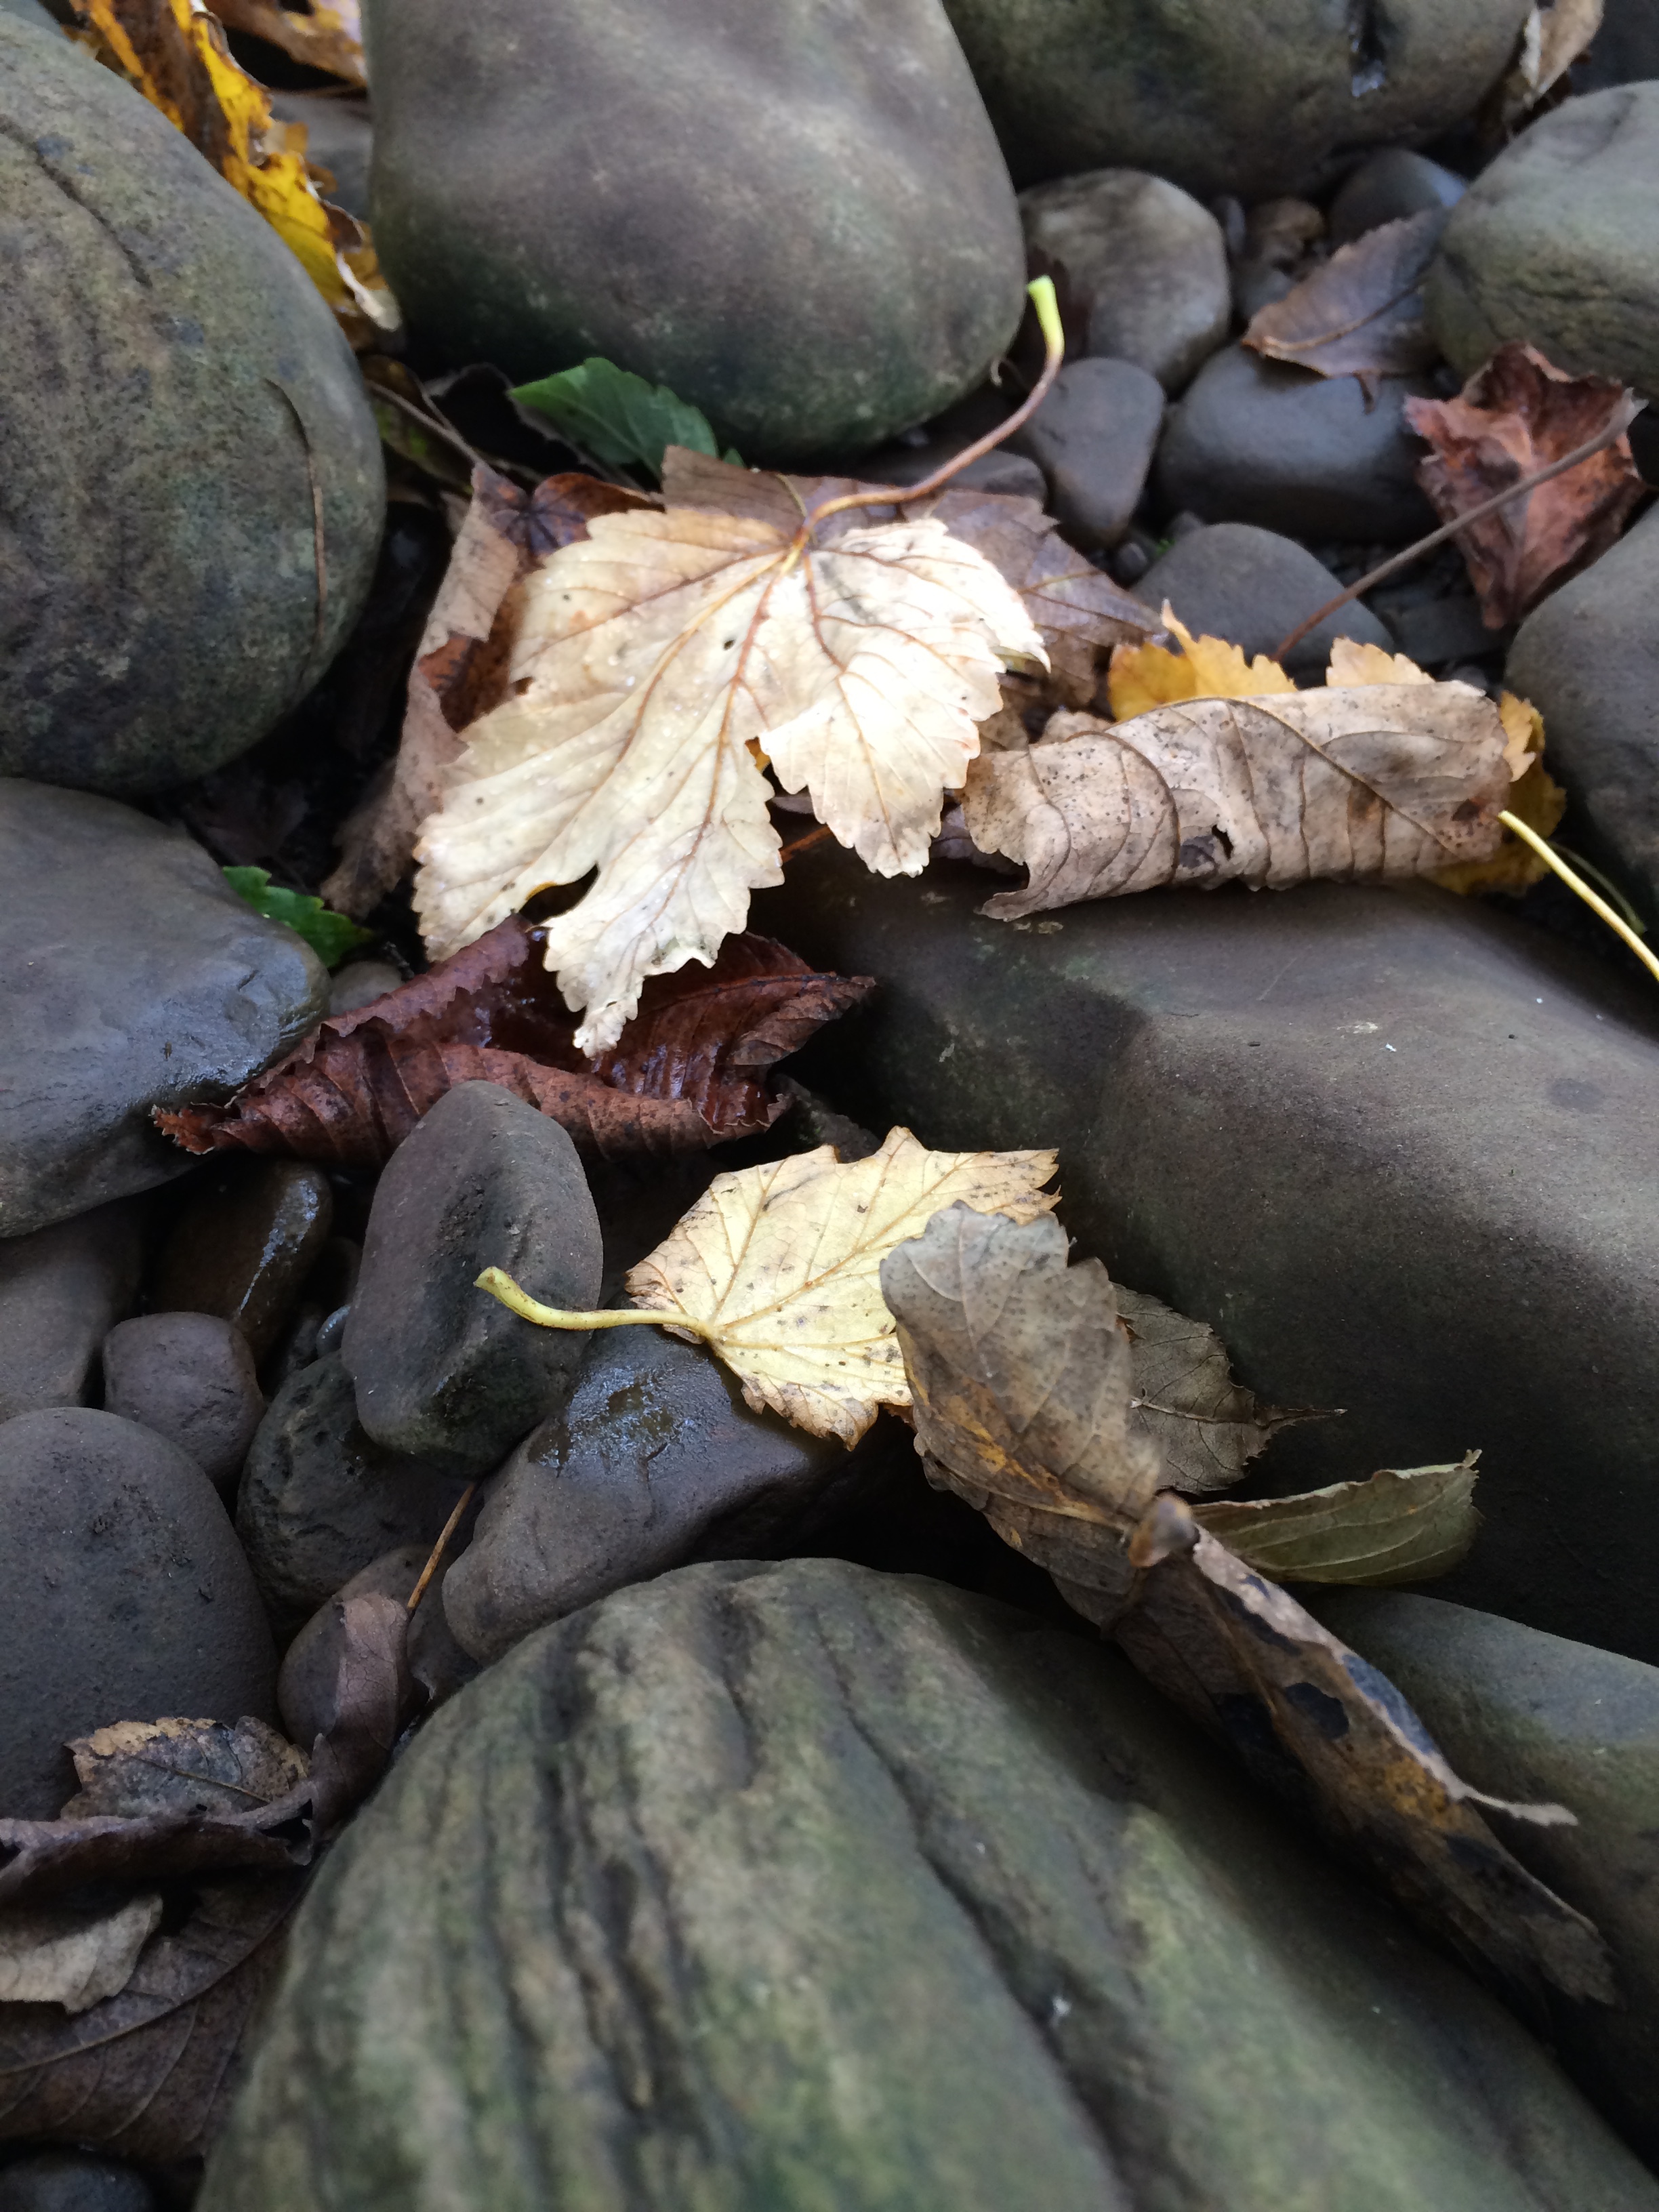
0, 783, 328, 1240
1007, 356, 1164, 548
1506, 500, 1659, 920
1019, 169, 1230, 392
938, 0, 1532, 198
0, 1408, 276, 1819
1427, 84, 1659, 396
0, 1197, 144, 1423
0, 2154, 154, 2212
1317, 1589, 1659, 2162
1135, 523, 1394, 677
1157, 345, 1438, 543
754, 846, 1659, 1665
1330, 147, 1467, 244
0, 20, 383, 794
201, 1559, 1659, 2211
363, 0, 1026, 462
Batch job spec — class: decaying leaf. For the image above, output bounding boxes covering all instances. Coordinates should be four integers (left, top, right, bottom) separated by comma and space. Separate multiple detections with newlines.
66, 0, 394, 341
323, 466, 651, 917
0, 1876, 302, 2163
511, 356, 737, 482
1243, 210, 1445, 388
882, 1204, 1611, 2008
1191, 1456, 1481, 1584
1434, 692, 1568, 895
63, 1717, 308, 1822
960, 682, 1511, 921
302, 1591, 414, 1832
1404, 342, 1643, 627
0, 1895, 162, 2015
156, 918, 872, 1166
208, 0, 365, 85
1489, 0, 1603, 130
1325, 638, 1434, 687
1107, 607, 1296, 721
1115, 1284, 1329, 1496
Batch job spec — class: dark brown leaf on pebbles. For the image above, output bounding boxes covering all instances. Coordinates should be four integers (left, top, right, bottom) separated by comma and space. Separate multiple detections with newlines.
1244, 209, 1445, 388
302, 1592, 415, 1834
62, 1717, 307, 1822
155, 919, 872, 1166
0, 1875, 302, 2164
1404, 343, 1645, 627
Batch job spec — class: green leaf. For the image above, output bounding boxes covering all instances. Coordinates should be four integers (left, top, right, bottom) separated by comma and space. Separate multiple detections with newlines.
1191, 1455, 1481, 1586
223, 867, 374, 969
510, 357, 737, 483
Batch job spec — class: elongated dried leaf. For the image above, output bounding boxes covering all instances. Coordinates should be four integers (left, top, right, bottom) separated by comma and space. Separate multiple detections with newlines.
64, 1718, 306, 1821
882, 1204, 1612, 2008
0, 1896, 162, 2015
209, 0, 365, 83
415, 470, 1045, 1051
156, 920, 870, 1165
1491, 0, 1603, 127
1115, 1284, 1330, 1495
1107, 608, 1297, 722
0, 1876, 302, 2163
1435, 692, 1568, 895
1244, 211, 1445, 385
1404, 343, 1643, 627
962, 684, 1510, 920
1191, 1456, 1481, 1583
302, 1592, 413, 1832
610, 1130, 1058, 1446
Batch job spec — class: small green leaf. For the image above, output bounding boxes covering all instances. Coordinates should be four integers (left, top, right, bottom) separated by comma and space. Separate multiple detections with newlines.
510, 357, 737, 483
223, 867, 374, 969
1191, 1455, 1481, 1586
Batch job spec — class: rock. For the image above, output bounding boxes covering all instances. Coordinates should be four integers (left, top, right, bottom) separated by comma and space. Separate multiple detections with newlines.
937, 0, 1533, 199
201, 1559, 1659, 2211
1006, 357, 1164, 549
441, 1326, 852, 1663
1156, 345, 1437, 543
1427, 84, 1659, 398
276, 1543, 426, 1746
0, 2154, 154, 2212
1329, 148, 1467, 245
0, 21, 383, 795
0, 0, 56, 28
0, 783, 328, 1240
1506, 501, 1659, 918
342, 1083, 604, 1475
237, 1356, 473, 1629
1315, 1589, 1659, 2159
1386, 592, 1498, 670
0, 1197, 144, 1423
854, 441, 1047, 503
1134, 523, 1393, 676
363, 0, 1025, 462
325, 958, 403, 1015
1020, 169, 1231, 392
754, 844, 1659, 1666
152, 1158, 334, 1363
407, 1572, 480, 1706
101, 1311, 266, 1494
0, 1408, 275, 1819
268, 91, 372, 220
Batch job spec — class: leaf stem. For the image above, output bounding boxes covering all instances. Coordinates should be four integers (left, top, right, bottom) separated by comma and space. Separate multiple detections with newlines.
1497, 811, 1659, 983
407, 1481, 477, 1616
474, 1267, 712, 1338
1271, 397, 1645, 663
804, 278, 1067, 529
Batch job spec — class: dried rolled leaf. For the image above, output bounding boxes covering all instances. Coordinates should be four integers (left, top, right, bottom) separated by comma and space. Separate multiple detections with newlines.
1244, 210, 1445, 385
961, 685, 1510, 921
0, 1896, 162, 2014
302, 1592, 415, 1833
209, 0, 365, 85
64, 1717, 307, 1822
1191, 1456, 1481, 1583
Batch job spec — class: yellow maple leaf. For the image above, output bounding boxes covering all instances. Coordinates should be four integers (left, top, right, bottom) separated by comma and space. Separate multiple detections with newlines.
1433, 689, 1566, 895
1324, 638, 1433, 686
1106, 605, 1296, 720
414, 502, 1046, 1052
478, 1128, 1059, 1446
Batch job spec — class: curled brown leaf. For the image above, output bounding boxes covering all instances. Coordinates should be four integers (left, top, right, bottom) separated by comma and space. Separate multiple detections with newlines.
1244, 209, 1446, 389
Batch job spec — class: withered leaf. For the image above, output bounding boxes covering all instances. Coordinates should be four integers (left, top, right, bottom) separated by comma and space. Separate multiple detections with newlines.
1191, 1456, 1481, 1584
302, 1591, 415, 1834
960, 685, 1510, 921
208, 0, 365, 86
884, 1204, 1611, 2007
1116, 1284, 1330, 1496
1244, 210, 1445, 387
0, 1805, 306, 1913
0, 1876, 302, 2163
63, 1717, 307, 1822
155, 920, 872, 1167
1404, 342, 1644, 627
0, 1895, 162, 2015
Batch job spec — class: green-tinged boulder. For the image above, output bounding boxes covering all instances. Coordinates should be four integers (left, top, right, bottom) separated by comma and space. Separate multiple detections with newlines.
361, 0, 1026, 462
201, 1559, 1659, 2211
1427, 84, 1659, 396
0, 19, 383, 795
937, 0, 1532, 198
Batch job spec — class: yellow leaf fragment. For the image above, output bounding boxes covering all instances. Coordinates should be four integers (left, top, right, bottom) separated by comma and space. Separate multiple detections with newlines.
1499, 689, 1545, 778
618, 1128, 1059, 1445
415, 502, 1045, 1050
1106, 605, 1296, 721
1433, 690, 1566, 895
1325, 638, 1433, 687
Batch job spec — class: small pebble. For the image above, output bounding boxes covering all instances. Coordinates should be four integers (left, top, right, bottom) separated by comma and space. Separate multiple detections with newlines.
101, 1310, 266, 1494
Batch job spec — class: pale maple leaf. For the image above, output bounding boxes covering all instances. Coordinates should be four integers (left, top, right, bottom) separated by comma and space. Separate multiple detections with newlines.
414, 501, 1046, 1052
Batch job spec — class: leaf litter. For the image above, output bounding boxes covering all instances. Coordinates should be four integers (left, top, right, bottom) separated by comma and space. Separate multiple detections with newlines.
1244, 208, 1446, 392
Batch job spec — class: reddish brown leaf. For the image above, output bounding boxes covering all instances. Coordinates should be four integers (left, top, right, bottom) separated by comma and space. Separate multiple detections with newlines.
155, 922, 874, 1167
1404, 343, 1644, 627
1244, 210, 1445, 388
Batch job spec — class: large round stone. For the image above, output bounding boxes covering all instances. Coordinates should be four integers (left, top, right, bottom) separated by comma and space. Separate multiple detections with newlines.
1427, 83, 1659, 398
362, 0, 1026, 462
937, 0, 1530, 199
0, 18, 384, 794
